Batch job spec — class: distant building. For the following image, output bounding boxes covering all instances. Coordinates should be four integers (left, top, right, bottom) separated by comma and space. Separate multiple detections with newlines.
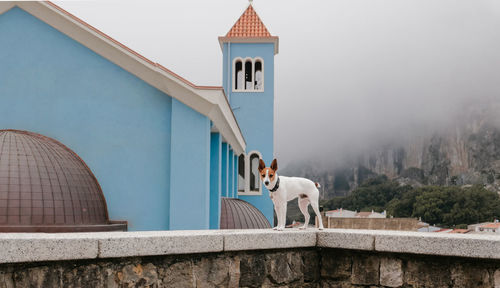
356, 210, 387, 219
325, 209, 387, 218
469, 221, 500, 234
325, 209, 357, 218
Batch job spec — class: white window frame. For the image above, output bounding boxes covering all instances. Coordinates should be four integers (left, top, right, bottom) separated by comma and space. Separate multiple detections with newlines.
232, 57, 264, 93
237, 150, 263, 196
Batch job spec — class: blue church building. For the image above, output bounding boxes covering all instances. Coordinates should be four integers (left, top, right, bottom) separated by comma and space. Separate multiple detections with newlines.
0, 2, 278, 231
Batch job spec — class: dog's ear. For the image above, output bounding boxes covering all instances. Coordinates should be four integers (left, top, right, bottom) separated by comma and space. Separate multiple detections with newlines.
270, 159, 278, 171
258, 159, 266, 172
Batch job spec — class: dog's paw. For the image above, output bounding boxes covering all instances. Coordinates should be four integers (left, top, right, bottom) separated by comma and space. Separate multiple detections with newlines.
272, 226, 278, 230
318, 227, 324, 230
299, 226, 307, 230
277, 227, 284, 231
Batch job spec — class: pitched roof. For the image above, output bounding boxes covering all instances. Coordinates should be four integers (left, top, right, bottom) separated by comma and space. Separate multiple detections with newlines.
225, 4, 272, 38
480, 223, 500, 229
218, 4, 279, 54
356, 212, 373, 218
0, 1, 246, 154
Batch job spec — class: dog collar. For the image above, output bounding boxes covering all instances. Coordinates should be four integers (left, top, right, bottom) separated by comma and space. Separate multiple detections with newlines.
270, 177, 280, 192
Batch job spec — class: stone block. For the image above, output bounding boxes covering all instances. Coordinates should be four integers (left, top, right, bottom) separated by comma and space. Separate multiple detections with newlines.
351, 254, 379, 285
192, 256, 237, 287
266, 251, 303, 285
162, 260, 195, 288
375, 231, 500, 259
239, 253, 267, 287
404, 258, 451, 288
0, 233, 98, 264
320, 250, 352, 281
379, 257, 402, 287
451, 263, 490, 288
97, 230, 223, 258
317, 229, 375, 251
302, 250, 320, 283
495, 269, 500, 288
223, 229, 317, 251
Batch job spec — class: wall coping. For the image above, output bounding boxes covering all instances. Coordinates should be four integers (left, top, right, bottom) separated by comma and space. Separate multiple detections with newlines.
0, 229, 499, 264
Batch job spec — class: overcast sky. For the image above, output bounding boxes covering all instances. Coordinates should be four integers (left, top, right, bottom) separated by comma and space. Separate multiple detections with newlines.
55, 0, 500, 167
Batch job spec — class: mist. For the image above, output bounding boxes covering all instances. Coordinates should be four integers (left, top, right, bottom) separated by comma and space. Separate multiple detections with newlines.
55, 0, 500, 168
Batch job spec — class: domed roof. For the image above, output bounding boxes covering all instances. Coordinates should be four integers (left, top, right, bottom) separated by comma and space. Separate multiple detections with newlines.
0, 130, 126, 232
220, 197, 271, 229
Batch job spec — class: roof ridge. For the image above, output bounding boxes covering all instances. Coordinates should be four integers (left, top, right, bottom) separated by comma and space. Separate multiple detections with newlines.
44, 1, 220, 91
225, 3, 272, 38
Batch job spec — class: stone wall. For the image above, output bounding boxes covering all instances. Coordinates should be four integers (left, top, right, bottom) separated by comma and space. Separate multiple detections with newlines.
324, 217, 420, 231
0, 249, 320, 288
1, 229, 500, 287
2, 248, 500, 287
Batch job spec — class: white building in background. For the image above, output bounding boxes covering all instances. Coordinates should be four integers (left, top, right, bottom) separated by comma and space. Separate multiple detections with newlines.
356, 210, 387, 218
469, 221, 500, 234
325, 209, 387, 218
325, 208, 357, 218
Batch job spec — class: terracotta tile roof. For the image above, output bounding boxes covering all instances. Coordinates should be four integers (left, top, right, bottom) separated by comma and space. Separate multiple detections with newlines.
449, 229, 470, 234
225, 4, 272, 38
480, 223, 500, 229
356, 212, 372, 218
326, 209, 340, 213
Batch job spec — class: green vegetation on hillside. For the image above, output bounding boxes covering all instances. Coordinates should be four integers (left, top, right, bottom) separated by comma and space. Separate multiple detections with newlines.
322, 176, 500, 228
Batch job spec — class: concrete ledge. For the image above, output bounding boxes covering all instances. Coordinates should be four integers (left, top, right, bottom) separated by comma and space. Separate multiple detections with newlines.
1, 229, 500, 264
222, 229, 317, 251
0, 233, 98, 264
374, 230, 500, 259
317, 229, 376, 251
97, 230, 224, 258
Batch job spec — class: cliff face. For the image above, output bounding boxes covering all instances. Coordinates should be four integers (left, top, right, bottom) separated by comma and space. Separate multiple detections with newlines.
282, 102, 500, 199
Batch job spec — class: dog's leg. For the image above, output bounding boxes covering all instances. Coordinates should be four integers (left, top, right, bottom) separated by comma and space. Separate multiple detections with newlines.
298, 198, 310, 230
310, 200, 324, 230
278, 201, 287, 231
272, 203, 280, 230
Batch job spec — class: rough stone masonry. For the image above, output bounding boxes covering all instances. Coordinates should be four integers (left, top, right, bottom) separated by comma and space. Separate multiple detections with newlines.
1, 248, 500, 287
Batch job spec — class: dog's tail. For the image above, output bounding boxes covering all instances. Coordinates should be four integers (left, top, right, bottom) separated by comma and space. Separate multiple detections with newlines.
315, 182, 321, 189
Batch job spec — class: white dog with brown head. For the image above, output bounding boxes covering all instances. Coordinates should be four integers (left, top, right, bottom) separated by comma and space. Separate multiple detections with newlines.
259, 159, 324, 231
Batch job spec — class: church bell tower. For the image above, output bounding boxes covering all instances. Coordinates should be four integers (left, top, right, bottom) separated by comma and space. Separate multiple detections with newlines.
219, 2, 279, 224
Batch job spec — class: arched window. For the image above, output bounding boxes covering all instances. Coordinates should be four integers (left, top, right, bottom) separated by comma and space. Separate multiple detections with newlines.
244, 60, 253, 90
249, 153, 260, 192
254, 59, 263, 90
237, 151, 263, 195
238, 154, 245, 192
235, 59, 243, 90
233, 57, 264, 92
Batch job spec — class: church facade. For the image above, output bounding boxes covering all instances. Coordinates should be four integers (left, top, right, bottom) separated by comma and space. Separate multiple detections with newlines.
0, 2, 277, 231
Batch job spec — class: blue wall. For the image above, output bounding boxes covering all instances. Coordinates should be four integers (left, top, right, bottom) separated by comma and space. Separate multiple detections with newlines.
221, 143, 229, 198
228, 149, 234, 198
209, 132, 221, 229
233, 155, 238, 198
222, 42, 275, 224
0, 7, 176, 230
169, 99, 211, 230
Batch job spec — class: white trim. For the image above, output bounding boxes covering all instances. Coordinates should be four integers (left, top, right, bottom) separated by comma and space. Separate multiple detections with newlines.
232, 57, 265, 93
218, 36, 279, 55
0, 2, 15, 14
2, 2, 246, 154
254, 57, 264, 92
237, 150, 262, 195
238, 191, 262, 196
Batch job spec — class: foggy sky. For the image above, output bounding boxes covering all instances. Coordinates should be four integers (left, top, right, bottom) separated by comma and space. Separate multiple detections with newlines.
55, 0, 500, 167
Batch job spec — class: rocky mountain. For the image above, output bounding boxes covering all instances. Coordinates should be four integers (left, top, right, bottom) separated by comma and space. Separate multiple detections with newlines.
282, 101, 500, 199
